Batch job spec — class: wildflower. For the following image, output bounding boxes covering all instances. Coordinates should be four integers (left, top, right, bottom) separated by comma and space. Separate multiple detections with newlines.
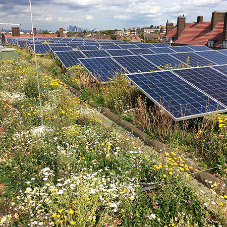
69, 209, 74, 214
71, 221, 75, 225
163, 174, 167, 178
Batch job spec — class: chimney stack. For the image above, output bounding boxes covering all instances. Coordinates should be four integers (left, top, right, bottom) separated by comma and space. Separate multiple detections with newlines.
211, 11, 225, 30
12, 27, 20, 36
197, 16, 203, 23
176, 15, 185, 39
33, 28, 36, 36
59, 28, 63, 37
223, 12, 227, 40
166, 20, 174, 35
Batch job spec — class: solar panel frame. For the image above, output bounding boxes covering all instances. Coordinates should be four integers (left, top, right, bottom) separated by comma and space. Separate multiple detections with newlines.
125, 70, 227, 121
150, 47, 176, 54
113, 55, 159, 73
151, 43, 170, 48
188, 45, 211, 52
79, 56, 126, 82
105, 49, 135, 56
50, 46, 73, 52
171, 46, 194, 53
128, 48, 155, 55
81, 50, 110, 58
100, 44, 122, 50
118, 44, 139, 49
78, 45, 99, 50
172, 66, 227, 106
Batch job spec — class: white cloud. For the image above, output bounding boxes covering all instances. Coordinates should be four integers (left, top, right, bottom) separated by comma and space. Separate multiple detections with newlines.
58, 17, 73, 22
86, 15, 94, 20
114, 15, 131, 20
45, 17, 53, 22
183, 0, 221, 6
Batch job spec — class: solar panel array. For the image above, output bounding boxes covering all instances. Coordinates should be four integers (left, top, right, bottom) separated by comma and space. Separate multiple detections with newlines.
7, 36, 227, 120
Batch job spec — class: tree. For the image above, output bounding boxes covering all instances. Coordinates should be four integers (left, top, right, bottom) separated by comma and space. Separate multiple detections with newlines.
111, 35, 117, 40
40, 30, 50, 34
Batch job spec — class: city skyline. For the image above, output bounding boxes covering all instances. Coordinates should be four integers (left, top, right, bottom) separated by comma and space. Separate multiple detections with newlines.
0, 0, 227, 31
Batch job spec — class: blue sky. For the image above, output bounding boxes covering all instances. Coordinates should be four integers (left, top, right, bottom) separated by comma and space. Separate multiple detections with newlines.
0, 0, 227, 31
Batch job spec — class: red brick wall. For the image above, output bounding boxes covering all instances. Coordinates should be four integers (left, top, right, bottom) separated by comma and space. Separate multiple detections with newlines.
59, 28, 63, 37
176, 17, 185, 39
166, 23, 174, 35
12, 27, 20, 36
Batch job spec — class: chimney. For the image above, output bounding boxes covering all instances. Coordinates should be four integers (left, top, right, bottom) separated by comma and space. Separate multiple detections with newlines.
166, 20, 174, 35
176, 15, 185, 39
223, 12, 227, 40
211, 11, 225, 30
12, 27, 20, 36
197, 16, 203, 23
33, 28, 36, 36
59, 28, 63, 37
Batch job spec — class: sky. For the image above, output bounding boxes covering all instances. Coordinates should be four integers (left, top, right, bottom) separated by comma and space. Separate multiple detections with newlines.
0, 0, 227, 31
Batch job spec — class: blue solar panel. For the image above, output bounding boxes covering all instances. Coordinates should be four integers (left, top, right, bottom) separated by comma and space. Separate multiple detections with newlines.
173, 67, 227, 106
188, 45, 211, 51
151, 43, 170, 48
170, 52, 215, 67
118, 44, 139, 49
100, 45, 121, 50
171, 46, 193, 53
217, 49, 227, 56
196, 51, 227, 64
49, 43, 68, 47
54, 51, 86, 68
125, 71, 226, 120
143, 54, 187, 70
81, 50, 110, 58
150, 47, 176, 54
105, 49, 134, 56
31, 44, 51, 55
79, 57, 124, 81
78, 45, 99, 50
129, 48, 155, 55
113, 55, 159, 73
135, 43, 155, 48
67, 43, 83, 48
212, 65, 227, 76
50, 46, 73, 52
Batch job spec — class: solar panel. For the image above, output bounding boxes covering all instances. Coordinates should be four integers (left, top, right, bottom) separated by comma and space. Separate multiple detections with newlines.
129, 48, 155, 55
173, 67, 227, 106
143, 54, 187, 70
170, 52, 215, 67
171, 46, 193, 53
196, 50, 227, 64
125, 71, 226, 121
188, 45, 211, 51
150, 47, 176, 54
212, 64, 227, 75
151, 43, 170, 48
118, 44, 139, 49
31, 44, 51, 55
113, 55, 159, 73
217, 49, 227, 56
105, 49, 134, 56
135, 43, 155, 48
78, 45, 99, 50
100, 45, 121, 50
79, 57, 124, 81
67, 43, 83, 49
49, 43, 69, 47
81, 50, 110, 58
54, 51, 86, 68
50, 46, 73, 52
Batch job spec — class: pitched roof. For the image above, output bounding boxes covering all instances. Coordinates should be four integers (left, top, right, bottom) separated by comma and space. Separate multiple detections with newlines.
166, 21, 224, 47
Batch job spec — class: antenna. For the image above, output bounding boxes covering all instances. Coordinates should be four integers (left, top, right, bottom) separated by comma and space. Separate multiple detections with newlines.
29, 0, 44, 126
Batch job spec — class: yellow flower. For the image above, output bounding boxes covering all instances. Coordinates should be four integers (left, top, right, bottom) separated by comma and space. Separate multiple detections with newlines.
69, 209, 74, 214
52, 213, 57, 218
169, 172, 173, 175
71, 201, 77, 204
163, 174, 167, 178
71, 221, 75, 225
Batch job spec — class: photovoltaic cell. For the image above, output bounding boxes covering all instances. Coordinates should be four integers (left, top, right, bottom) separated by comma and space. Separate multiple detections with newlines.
143, 54, 187, 70
100, 45, 121, 50
54, 51, 86, 68
81, 50, 110, 58
151, 43, 170, 48
78, 45, 99, 50
171, 46, 193, 53
170, 52, 215, 67
118, 44, 139, 49
125, 71, 226, 121
135, 43, 155, 48
173, 67, 227, 106
31, 44, 51, 54
217, 49, 227, 56
196, 51, 227, 64
212, 64, 227, 76
113, 55, 159, 73
188, 45, 211, 51
79, 57, 124, 81
128, 48, 155, 55
105, 49, 134, 56
50, 46, 73, 52
150, 47, 176, 54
